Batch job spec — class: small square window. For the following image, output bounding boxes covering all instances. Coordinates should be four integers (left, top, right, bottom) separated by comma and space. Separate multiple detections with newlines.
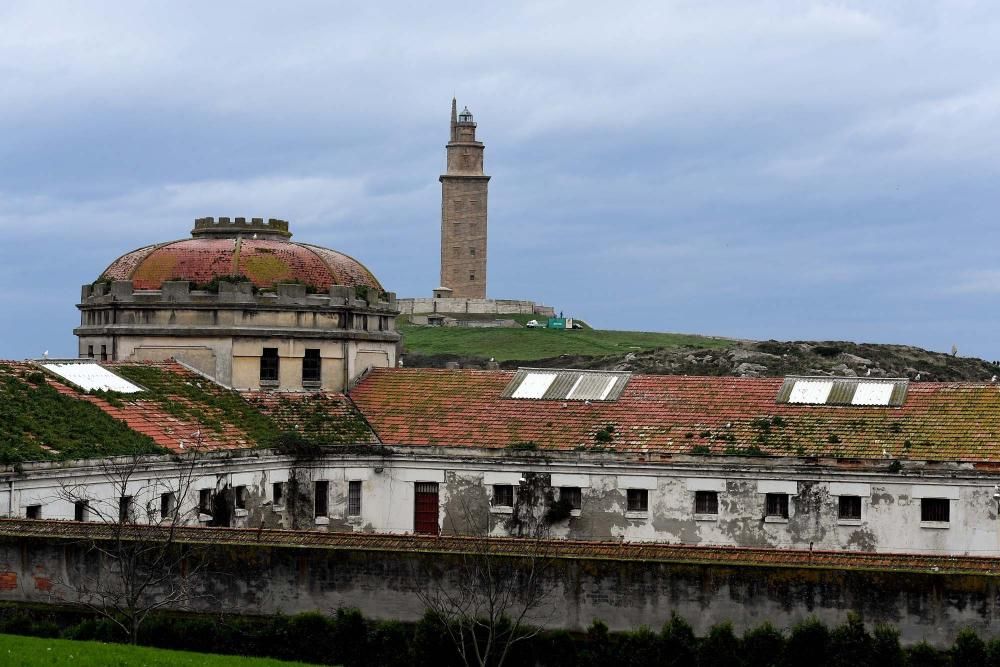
695, 491, 719, 515
627, 489, 648, 513
348, 480, 362, 517
493, 484, 514, 507
272, 482, 285, 507
765, 493, 789, 519
315, 480, 329, 518
25, 505, 41, 520
469, 273, 476, 281
234, 485, 248, 510
260, 348, 279, 382
838, 496, 862, 520
160, 492, 176, 518
74, 501, 89, 522
560, 487, 582, 510
470, 248, 476, 256
921, 498, 950, 522
199, 489, 214, 516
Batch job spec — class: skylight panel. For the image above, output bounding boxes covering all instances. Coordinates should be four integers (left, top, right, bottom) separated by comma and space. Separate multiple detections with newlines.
788, 380, 833, 404
566, 375, 619, 401
511, 372, 557, 399
851, 382, 894, 406
42, 363, 143, 394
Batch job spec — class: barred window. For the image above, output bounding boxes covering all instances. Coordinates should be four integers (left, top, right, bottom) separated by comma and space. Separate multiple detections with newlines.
921, 498, 950, 522
560, 487, 582, 510
348, 480, 362, 517
838, 496, 862, 520
493, 484, 514, 507
627, 489, 648, 513
765, 493, 789, 519
695, 491, 719, 515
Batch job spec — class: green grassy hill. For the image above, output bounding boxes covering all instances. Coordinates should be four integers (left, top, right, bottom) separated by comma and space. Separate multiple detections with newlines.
0, 633, 313, 666
399, 321, 1000, 381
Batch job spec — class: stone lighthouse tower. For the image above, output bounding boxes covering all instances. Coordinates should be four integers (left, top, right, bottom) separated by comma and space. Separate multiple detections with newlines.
439, 98, 489, 299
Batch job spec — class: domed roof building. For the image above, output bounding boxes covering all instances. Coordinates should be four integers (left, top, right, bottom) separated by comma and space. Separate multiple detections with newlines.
76, 217, 399, 392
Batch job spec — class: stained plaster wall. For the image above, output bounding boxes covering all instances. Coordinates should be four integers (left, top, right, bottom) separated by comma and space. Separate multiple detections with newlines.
4, 451, 1000, 556
4, 535, 1000, 647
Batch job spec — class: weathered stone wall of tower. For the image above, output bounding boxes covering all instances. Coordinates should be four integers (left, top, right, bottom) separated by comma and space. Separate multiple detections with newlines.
439, 101, 489, 299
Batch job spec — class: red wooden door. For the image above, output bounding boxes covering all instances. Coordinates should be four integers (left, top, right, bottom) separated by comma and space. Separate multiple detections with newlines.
414, 483, 440, 535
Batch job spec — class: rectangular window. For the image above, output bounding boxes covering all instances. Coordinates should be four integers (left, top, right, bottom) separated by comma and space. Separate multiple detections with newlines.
921, 498, 950, 522
302, 349, 321, 383
470, 248, 476, 256
314, 480, 329, 518
492, 484, 514, 507
26, 505, 41, 519
74, 501, 89, 522
695, 490, 719, 515
838, 496, 862, 520
469, 273, 476, 281
199, 489, 213, 516
87, 345, 94, 359
560, 487, 582, 510
627, 489, 648, 513
273, 482, 285, 507
234, 485, 248, 510
160, 492, 176, 519
119, 496, 133, 523
100, 345, 108, 361
765, 493, 789, 519
379, 316, 388, 332
348, 480, 362, 517
260, 348, 279, 382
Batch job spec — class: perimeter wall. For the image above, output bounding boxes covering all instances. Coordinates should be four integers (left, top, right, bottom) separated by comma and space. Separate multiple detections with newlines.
1, 531, 998, 647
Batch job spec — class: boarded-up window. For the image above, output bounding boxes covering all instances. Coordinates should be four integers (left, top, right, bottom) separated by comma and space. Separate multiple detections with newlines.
414, 482, 439, 535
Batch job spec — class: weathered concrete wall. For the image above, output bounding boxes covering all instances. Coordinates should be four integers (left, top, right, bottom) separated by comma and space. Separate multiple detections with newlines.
397, 297, 554, 317
2, 535, 999, 646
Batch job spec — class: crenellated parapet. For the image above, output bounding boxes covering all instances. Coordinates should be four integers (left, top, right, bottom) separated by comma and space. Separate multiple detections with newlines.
191, 216, 292, 239
80, 280, 397, 312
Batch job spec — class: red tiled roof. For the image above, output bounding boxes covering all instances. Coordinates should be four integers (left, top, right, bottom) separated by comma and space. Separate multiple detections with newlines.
1, 519, 996, 575
349, 368, 1000, 462
101, 237, 382, 291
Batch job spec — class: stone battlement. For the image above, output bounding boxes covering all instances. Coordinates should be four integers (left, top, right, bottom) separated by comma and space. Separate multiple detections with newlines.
191, 216, 292, 239
80, 280, 397, 312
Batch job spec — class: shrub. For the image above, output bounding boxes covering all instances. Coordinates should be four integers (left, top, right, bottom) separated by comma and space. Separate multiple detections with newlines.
287, 612, 336, 664
660, 613, 696, 667
332, 608, 368, 667
698, 622, 740, 667
870, 623, 904, 667
617, 626, 660, 667
906, 641, 947, 667
579, 619, 616, 667
784, 617, 829, 667
743, 622, 785, 666
951, 628, 987, 667
827, 613, 871, 667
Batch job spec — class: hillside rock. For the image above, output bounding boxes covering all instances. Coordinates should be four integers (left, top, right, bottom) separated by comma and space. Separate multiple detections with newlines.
404, 339, 1000, 382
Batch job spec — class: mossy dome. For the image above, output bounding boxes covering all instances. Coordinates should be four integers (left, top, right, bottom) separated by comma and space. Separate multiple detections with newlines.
99, 217, 382, 291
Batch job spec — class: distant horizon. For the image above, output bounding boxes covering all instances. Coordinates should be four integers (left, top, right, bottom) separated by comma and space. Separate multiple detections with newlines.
2, 2, 999, 360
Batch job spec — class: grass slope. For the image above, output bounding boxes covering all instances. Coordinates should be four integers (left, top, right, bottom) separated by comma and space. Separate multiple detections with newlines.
400, 325, 730, 362
0, 633, 314, 666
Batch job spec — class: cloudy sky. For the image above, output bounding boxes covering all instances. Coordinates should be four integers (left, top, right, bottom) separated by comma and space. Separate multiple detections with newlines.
2, 1, 999, 359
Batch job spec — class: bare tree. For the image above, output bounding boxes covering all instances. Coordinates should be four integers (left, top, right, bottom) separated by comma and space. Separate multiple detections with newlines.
417, 488, 556, 667
53, 449, 211, 644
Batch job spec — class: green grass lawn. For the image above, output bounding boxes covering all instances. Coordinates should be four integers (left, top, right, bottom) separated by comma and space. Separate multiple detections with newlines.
400, 325, 732, 362
0, 633, 315, 666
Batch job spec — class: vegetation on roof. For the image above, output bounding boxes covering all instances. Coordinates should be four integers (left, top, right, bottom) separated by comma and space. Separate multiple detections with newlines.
0, 365, 164, 464
113, 365, 374, 448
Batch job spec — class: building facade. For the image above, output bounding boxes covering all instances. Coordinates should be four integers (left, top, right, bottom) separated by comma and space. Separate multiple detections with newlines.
74, 216, 399, 392
439, 99, 489, 299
